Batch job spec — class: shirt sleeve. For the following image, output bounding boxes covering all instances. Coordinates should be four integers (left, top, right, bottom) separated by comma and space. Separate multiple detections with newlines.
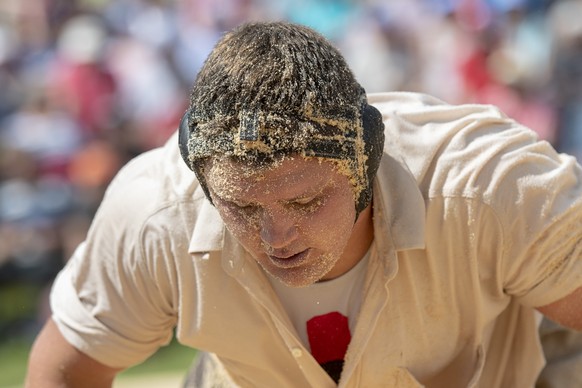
486, 128, 582, 307
51, 245, 174, 368
50, 172, 185, 369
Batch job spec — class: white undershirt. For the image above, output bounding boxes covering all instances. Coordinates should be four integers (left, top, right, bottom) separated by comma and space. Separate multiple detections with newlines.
266, 245, 371, 351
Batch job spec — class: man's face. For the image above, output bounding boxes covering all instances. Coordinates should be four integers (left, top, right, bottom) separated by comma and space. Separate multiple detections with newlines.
205, 155, 357, 287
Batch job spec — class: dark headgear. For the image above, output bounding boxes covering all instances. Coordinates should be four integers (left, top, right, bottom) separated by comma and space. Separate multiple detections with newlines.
179, 22, 384, 215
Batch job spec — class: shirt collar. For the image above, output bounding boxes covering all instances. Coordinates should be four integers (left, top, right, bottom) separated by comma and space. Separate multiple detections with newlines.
373, 151, 426, 252
188, 198, 225, 253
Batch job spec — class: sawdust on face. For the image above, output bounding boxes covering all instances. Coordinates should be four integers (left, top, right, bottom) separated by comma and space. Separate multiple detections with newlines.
205, 154, 361, 287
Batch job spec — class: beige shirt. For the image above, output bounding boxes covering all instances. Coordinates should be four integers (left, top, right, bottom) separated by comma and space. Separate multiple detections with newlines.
51, 92, 582, 387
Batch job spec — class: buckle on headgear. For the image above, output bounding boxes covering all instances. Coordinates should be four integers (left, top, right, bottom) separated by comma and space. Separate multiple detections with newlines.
238, 110, 260, 141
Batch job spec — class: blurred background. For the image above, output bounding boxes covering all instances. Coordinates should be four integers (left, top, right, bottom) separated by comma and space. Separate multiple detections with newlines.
1, 0, 581, 386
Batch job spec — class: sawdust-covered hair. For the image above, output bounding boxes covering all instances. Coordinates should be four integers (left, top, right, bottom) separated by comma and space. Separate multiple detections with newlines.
179, 21, 384, 215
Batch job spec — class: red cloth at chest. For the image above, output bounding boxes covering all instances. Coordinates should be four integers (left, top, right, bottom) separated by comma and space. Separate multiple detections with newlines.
306, 311, 351, 365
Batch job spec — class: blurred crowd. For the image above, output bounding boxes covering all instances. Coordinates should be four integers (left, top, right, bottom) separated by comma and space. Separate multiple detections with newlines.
1, 0, 581, 339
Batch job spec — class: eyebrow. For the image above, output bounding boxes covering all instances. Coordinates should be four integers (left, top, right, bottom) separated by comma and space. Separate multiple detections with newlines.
214, 176, 333, 206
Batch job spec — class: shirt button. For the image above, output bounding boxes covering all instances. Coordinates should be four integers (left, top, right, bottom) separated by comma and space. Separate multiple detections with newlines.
291, 347, 303, 358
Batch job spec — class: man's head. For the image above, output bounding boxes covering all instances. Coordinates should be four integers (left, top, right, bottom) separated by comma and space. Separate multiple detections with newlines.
179, 21, 383, 285
179, 21, 385, 215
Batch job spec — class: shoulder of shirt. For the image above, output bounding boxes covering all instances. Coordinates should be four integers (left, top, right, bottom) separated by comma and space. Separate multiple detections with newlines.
90, 131, 207, 245
106, 131, 204, 202
367, 91, 553, 203
367, 91, 509, 128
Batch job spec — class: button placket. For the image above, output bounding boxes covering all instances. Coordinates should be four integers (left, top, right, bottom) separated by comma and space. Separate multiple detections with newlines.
291, 347, 303, 358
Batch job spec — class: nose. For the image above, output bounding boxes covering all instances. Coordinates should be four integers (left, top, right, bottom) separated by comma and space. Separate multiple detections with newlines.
259, 207, 298, 250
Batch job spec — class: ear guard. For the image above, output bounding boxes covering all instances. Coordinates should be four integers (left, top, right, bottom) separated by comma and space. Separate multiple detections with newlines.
179, 103, 385, 215
179, 111, 213, 203
358, 103, 385, 213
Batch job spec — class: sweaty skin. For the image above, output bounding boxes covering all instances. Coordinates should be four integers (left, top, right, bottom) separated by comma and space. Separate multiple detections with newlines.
205, 155, 374, 287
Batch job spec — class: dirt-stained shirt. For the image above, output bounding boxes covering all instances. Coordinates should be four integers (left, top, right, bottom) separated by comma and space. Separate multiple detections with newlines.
50, 92, 582, 387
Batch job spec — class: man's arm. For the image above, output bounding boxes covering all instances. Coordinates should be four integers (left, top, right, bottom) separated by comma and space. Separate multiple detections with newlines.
25, 318, 123, 388
537, 286, 582, 331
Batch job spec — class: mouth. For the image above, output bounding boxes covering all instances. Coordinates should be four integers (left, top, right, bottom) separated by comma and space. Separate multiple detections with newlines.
268, 249, 311, 269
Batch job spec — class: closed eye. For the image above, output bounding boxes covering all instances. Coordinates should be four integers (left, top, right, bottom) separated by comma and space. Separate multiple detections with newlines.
217, 196, 257, 211
231, 200, 257, 210
292, 196, 317, 205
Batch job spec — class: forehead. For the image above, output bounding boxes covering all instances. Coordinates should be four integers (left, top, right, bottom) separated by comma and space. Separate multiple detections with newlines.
205, 155, 346, 201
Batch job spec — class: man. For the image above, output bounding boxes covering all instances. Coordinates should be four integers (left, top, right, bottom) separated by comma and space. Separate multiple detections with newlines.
26, 21, 582, 387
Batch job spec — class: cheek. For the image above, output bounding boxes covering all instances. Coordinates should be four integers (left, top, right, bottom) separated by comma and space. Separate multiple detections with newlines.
296, 194, 355, 248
